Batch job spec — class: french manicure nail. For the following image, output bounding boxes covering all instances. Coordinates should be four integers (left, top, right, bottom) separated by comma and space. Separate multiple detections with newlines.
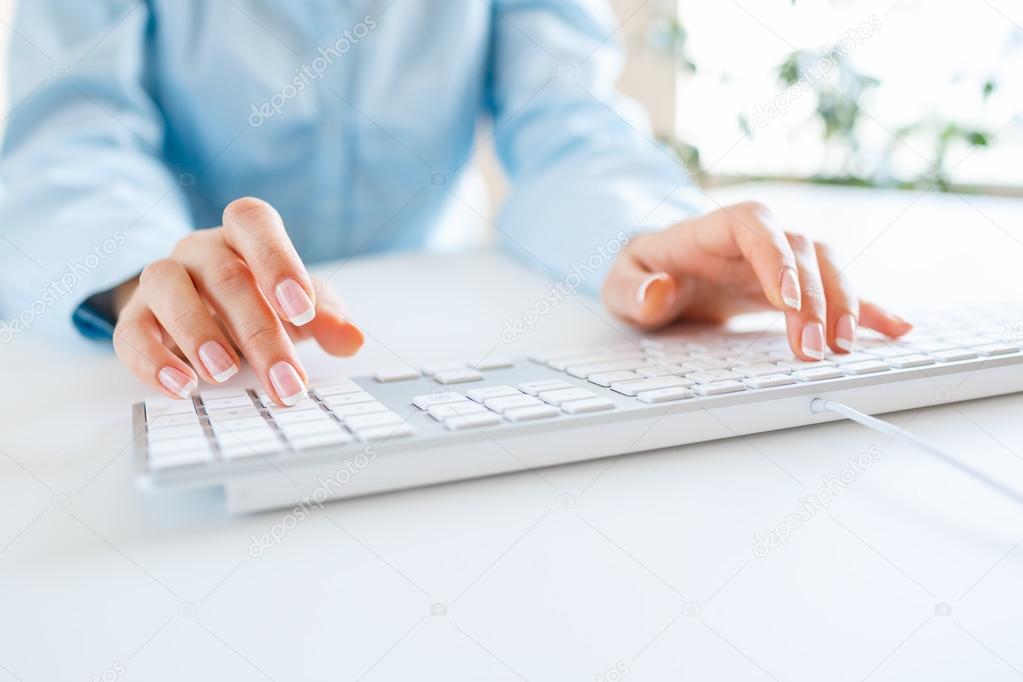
275, 278, 315, 326
780, 268, 801, 310
835, 314, 857, 352
801, 322, 825, 360
158, 366, 197, 398
269, 361, 307, 406
636, 272, 674, 308
198, 341, 239, 383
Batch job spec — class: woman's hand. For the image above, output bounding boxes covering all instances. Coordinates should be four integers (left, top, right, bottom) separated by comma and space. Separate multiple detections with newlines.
113, 197, 363, 405
602, 201, 911, 360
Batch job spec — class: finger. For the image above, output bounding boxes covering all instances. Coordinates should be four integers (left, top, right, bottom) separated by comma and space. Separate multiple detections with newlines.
784, 234, 827, 361
221, 197, 317, 327
641, 202, 801, 312
113, 303, 198, 399
177, 240, 309, 406
292, 277, 365, 356
813, 243, 859, 354
138, 258, 241, 384
602, 246, 685, 329
860, 300, 913, 337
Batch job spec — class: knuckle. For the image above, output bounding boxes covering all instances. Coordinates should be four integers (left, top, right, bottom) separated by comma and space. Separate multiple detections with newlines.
786, 231, 812, 252
169, 306, 208, 334
237, 322, 286, 355
253, 241, 293, 272
207, 259, 253, 290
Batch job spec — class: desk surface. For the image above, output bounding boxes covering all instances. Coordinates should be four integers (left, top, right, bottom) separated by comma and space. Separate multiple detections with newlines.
2, 184, 1023, 681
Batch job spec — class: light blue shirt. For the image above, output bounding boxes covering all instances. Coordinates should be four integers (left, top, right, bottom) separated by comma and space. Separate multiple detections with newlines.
0, 0, 699, 340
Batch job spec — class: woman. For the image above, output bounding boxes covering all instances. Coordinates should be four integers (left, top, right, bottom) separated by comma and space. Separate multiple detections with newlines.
0, 0, 909, 405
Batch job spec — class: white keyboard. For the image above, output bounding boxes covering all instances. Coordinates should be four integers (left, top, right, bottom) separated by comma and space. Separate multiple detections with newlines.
134, 305, 1023, 513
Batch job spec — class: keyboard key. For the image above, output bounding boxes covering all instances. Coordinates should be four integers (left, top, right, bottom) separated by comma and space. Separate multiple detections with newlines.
588, 370, 643, 386
792, 367, 844, 381
732, 363, 786, 377
930, 348, 978, 362
636, 364, 687, 378
548, 353, 619, 371
273, 410, 331, 426
279, 420, 343, 439
206, 415, 266, 431
485, 394, 543, 412
829, 352, 880, 365
471, 357, 513, 370
345, 412, 403, 430
145, 397, 196, 417
427, 402, 488, 420
444, 412, 504, 430
433, 368, 485, 384
213, 425, 278, 446
412, 392, 467, 409
840, 360, 891, 375
147, 424, 205, 441
148, 413, 201, 429
888, 354, 936, 369
538, 387, 596, 406
973, 342, 1017, 356
374, 367, 421, 383
149, 447, 213, 470
908, 340, 957, 353
290, 431, 354, 450
561, 397, 617, 414
314, 380, 363, 397
201, 394, 253, 410
354, 423, 415, 442
693, 380, 746, 396
611, 376, 687, 397
422, 362, 467, 376
743, 373, 797, 389
566, 358, 648, 378
329, 402, 388, 418
682, 358, 732, 371
504, 405, 561, 422
685, 370, 744, 384
149, 436, 210, 458
205, 406, 261, 422
323, 392, 377, 408
518, 380, 573, 395
636, 387, 694, 403
466, 385, 521, 402
266, 398, 320, 413
776, 359, 836, 370
220, 439, 282, 459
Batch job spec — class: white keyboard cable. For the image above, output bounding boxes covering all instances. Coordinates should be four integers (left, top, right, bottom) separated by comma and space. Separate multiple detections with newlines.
809, 398, 1023, 506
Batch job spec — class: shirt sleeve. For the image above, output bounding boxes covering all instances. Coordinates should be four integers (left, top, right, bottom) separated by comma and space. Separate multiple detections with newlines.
0, 0, 193, 342
487, 0, 706, 293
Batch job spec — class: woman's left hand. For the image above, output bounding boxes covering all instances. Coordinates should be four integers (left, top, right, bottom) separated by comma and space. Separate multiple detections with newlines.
601, 201, 912, 360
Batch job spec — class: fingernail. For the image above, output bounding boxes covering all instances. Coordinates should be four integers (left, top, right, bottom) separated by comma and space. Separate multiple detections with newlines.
275, 278, 315, 326
636, 272, 675, 308
835, 314, 857, 352
198, 341, 239, 383
890, 313, 912, 329
801, 322, 825, 360
269, 361, 307, 406
780, 268, 801, 310
158, 366, 197, 398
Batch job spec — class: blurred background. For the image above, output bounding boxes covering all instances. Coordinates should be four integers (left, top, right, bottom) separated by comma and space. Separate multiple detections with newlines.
1, 0, 1020, 205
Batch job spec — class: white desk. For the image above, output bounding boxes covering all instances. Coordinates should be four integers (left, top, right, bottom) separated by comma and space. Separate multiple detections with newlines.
2, 184, 1023, 681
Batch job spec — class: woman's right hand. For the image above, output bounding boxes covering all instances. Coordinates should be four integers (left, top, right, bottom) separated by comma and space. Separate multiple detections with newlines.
112, 197, 364, 406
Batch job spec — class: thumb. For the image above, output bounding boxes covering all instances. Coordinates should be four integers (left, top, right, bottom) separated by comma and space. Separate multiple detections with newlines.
602, 252, 688, 329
